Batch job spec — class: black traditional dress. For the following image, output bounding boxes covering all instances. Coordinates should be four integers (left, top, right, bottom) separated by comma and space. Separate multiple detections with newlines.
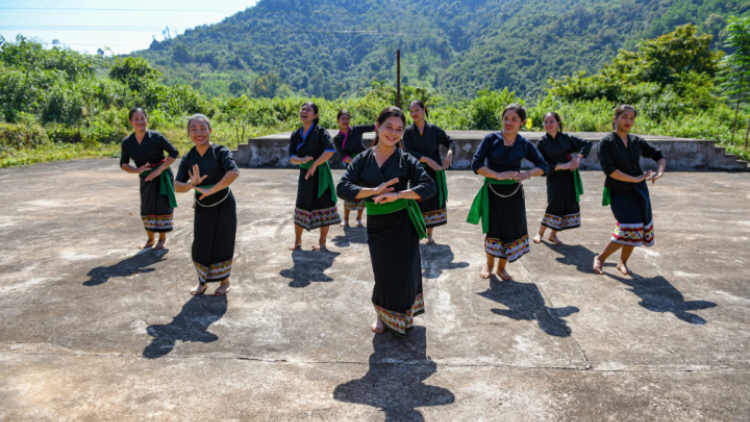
402, 122, 455, 228
333, 125, 376, 211
597, 132, 665, 247
176, 144, 239, 286
289, 124, 341, 230
467, 133, 548, 262
337, 148, 436, 336
120, 130, 179, 233
536, 132, 592, 231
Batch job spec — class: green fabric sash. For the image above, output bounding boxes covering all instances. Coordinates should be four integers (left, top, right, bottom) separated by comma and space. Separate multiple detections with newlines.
140, 168, 177, 209
466, 178, 518, 234
365, 198, 427, 239
421, 163, 448, 206
602, 186, 611, 206
300, 161, 337, 203
556, 168, 584, 202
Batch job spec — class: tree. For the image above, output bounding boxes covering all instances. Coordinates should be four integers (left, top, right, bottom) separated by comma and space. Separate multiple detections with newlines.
109, 56, 160, 91
172, 44, 192, 64
252, 73, 282, 98
723, 16, 750, 148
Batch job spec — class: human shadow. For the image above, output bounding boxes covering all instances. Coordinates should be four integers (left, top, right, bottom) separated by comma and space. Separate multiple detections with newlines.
479, 278, 579, 337
606, 272, 717, 325
83, 248, 168, 286
420, 244, 470, 280
280, 248, 341, 288
331, 225, 368, 248
333, 326, 455, 421
541, 242, 599, 275
143, 295, 227, 359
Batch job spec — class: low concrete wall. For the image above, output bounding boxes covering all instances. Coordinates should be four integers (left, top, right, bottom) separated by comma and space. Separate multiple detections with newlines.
233, 131, 749, 171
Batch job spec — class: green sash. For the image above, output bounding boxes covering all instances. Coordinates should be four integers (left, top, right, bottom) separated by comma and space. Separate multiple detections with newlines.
555, 168, 584, 202
300, 161, 337, 203
140, 168, 177, 209
366, 198, 427, 239
602, 186, 611, 206
421, 163, 448, 206
466, 178, 518, 234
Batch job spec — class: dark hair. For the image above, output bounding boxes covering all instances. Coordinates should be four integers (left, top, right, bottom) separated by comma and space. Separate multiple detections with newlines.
187, 113, 212, 133
613, 104, 637, 130
501, 103, 527, 122
303, 102, 320, 125
544, 111, 563, 132
410, 100, 429, 119
128, 107, 147, 121
372, 107, 406, 149
337, 109, 351, 121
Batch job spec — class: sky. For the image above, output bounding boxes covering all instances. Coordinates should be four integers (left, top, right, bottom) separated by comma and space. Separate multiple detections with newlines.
0, 0, 260, 55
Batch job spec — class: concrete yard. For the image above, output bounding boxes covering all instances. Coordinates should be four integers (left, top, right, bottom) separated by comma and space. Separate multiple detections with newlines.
1, 159, 749, 421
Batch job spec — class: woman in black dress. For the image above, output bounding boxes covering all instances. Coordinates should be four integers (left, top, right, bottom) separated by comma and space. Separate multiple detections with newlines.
120, 107, 179, 250
533, 112, 592, 244
593, 105, 666, 276
403, 100, 456, 244
467, 104, 548, 281
332, 109, 375, 227
174, 114, 240, 296
289, 102, 341, 251
337, 107, 436, 336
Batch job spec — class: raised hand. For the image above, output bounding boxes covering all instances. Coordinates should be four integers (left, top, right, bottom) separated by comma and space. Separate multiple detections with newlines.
188, 164, 208, 187
373, 178, 399, 195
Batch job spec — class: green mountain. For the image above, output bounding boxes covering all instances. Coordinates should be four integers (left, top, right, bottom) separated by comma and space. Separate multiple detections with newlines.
132, 0, 750, 100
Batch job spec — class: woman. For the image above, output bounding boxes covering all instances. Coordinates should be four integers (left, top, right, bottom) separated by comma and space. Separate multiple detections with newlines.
337, 107, 436, 336
119, 107, 179, 250
402, 100, 456, 244
533, 112, 592, 244
594, 105, 666, 276
332, 109, 376, 228
174, 114, 240, 296
289, 102, 340, 251
467, 104, 548, 281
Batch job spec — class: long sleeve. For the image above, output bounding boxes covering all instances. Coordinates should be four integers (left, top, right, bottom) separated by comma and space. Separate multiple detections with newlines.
569, 135, 593, 158
407, 155, 436, 200
402, 129, 423, 160
525, 141, 549, 175
156, 132, 179, 158
336, 155, 363, 202
438, 127, 456, 155
471, 136, 493, 174
119, 139, 130, 167
597, 139, 617, 176
638, 138, 665, 162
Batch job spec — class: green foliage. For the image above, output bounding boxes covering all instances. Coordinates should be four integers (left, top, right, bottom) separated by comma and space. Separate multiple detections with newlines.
109, 56, 160, 91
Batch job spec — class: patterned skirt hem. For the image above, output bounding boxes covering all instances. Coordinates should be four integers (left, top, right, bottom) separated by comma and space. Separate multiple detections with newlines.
294, 206, 341, 231
484, 235, 530, 263
611, 221, 655, 248
142, 215, 174, 232
193, 259, 233, 285
423, 209, 447, 228
541, 213, 581, 231
344, 200, 366, 211
373, 294, 425, 337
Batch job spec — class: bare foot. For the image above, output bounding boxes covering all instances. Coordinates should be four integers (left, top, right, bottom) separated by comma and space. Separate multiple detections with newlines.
548, 234, 563, 244
371, 318, 386, 334
593, 256, 604, 275
426, 236, 436, 245
617, 261, 633, 276
312, 241, 326, 251
340, 220, 349, 227
355, 219, 364, 228
139, 239, 155, 249
532, 234, 543, 243
480, 264, 492, 279
496, 268, 513, 281
213, 282, 231, 296
289, 240, 302, 251
191, 284, 207, 296
154, 239, 167, 250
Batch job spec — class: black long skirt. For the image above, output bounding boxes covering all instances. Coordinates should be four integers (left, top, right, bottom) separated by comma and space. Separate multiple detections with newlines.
192, 189, 237, 285
139, 168, 175, 233
541, 170, 581, 231
609, 181, 654, 247
418, 166, 447, 228
368, 208, 424, 336
294, 169, 341, 230
485, 183, 529, 262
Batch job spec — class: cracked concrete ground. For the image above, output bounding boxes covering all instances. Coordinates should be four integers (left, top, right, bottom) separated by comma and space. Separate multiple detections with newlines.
0, 159, 749, 421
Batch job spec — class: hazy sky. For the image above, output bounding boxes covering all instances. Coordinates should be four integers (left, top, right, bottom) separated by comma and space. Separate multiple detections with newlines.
0, 0, 260, 55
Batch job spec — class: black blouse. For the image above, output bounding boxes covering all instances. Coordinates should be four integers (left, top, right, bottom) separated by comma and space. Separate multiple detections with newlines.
597, 132, 665, 191
333, 125, 376, 160
471, 132, 549, 175
176, 144, 239, 187
120, 130, 179, 167
536, 132, 593, 173
288, 124, 336, 160
402, 122, 456, 166
337, 148, 436, 203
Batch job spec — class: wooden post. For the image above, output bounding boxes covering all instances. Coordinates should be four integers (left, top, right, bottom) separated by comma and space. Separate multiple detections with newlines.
396, 50, 401, 109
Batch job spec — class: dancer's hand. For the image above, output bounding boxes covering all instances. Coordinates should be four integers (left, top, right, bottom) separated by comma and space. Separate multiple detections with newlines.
136, 163, 151, 173
194, 186, 215, 200
649, 169, 664, 184
144, 167, 162, 182
495, 171, 518, 180
442, 151, 454, 169
304, 162, 318, 180
373, 178, 398, 195
639, 170, 653, 183
373, 192, 398, 204
188, 164, 207, 187
425, 158, 442, 171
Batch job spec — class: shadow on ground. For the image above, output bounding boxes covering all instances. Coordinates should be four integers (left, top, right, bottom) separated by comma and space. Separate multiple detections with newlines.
542, 242, 598, 274
143, 295, 227, 359
420, 244, 470, 280
83, 249, 168, 287
331, 225, 368, 248
479, 278, 579, 337
333, 326, 455, 421
280, 248, 341, 288
606, 272, 717, 324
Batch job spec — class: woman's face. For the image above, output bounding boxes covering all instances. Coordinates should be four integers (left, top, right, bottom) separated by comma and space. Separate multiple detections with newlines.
409, 104, 425, 122
338, 114, 351, 130
188, 120, 211, 146
129, 112, 148, 132
376, 116, 405, 147
502, 110, 525, 134
300, 104, 317, 124
614, 110, 636, 132
543, 115, 559, 134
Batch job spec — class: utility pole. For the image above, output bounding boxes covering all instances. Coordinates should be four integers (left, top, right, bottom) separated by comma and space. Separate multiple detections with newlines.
396, 50, 401, 109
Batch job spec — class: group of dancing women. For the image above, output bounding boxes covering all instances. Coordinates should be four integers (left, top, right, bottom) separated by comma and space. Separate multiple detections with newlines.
121, 101, 666, 336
